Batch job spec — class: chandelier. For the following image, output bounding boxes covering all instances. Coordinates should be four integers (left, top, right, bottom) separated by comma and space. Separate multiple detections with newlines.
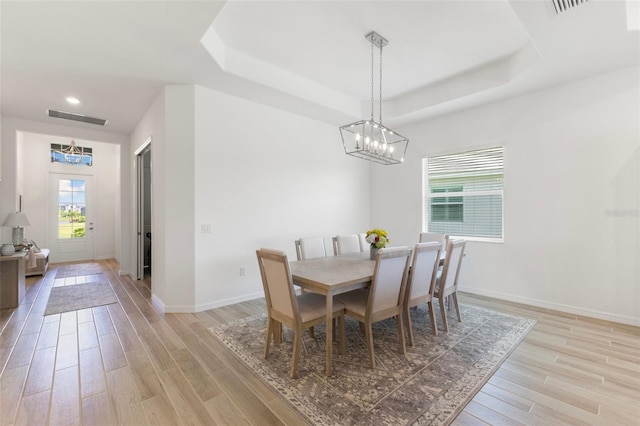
340, 31, 408, 165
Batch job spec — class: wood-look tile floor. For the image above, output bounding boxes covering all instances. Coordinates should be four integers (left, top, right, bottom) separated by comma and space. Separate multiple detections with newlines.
0, 259, 638, 425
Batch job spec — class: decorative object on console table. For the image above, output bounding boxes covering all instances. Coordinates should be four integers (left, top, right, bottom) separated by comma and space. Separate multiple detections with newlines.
2, 212, 32, 248
365, 228, 389, 260
1, 244, 16, 256
25, 248, 50, 277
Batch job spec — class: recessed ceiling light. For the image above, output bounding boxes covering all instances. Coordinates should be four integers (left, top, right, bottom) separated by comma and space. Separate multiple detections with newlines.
66, 97, 80, 105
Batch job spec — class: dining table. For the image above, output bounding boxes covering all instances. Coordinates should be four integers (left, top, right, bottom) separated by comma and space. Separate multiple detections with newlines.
289, 248, 448, 376
289, 251, 375, 376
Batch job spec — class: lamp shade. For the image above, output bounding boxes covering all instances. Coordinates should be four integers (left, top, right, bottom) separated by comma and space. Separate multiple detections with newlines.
2, 212, 32, 227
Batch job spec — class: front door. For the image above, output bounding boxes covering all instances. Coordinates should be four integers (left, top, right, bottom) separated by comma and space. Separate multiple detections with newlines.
49, 174, 95, 262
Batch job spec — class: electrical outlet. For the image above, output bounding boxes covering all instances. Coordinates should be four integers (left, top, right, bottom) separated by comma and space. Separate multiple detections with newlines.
239, 266, 246, 276
201, 224, 211, 233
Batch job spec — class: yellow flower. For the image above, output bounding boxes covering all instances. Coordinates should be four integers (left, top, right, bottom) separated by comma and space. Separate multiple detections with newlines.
365, 228, 389, 248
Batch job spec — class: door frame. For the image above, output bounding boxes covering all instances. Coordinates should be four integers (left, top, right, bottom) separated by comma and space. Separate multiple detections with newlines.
135, 137, 152, 280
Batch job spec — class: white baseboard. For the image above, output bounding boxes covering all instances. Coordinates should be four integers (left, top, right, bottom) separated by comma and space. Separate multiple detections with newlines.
459, 286, 640, 327
194, 291, 265, 313
95, 255, 115, 261
151, 293, 165, 314
162, 291, 265, 314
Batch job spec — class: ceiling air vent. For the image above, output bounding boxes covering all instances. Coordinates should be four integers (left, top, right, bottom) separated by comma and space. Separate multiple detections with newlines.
552, 0, 588, 14
47, 109, 108, 126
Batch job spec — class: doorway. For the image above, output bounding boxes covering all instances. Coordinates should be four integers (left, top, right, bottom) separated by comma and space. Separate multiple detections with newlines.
49, 173, 95, 262
136, 139, 152, 280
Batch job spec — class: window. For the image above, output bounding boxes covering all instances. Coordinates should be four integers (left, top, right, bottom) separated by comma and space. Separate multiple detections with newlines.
58, 179, 86, 239
423, 146, 503, 241
51, 142, 93, 166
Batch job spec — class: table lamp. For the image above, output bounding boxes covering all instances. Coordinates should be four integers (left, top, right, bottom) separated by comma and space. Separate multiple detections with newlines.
2, 212, 32, 246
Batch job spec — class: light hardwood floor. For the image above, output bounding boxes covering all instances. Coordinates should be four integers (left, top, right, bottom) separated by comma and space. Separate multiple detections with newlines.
0, 259, 638, 425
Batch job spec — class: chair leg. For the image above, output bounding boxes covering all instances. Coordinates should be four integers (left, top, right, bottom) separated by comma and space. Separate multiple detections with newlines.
452, 292, 462, 322
365, 322, 375, 369
290, 329, 301, 379
337, 314, 345, 354
396, 313, 406, 355
427, 301, 438, 336
273, 321, 283, 345
264, 318, 273, 358
404, 305, 414, 347
439, 297, 449, 332
309, 326, 315, 339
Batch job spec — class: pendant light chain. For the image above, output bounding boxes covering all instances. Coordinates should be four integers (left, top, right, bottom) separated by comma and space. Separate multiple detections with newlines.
379, 41, 383, 125
370, 39, 375, 122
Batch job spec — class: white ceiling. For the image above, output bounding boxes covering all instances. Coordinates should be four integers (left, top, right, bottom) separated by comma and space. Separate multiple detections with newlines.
1, 0, 638, 135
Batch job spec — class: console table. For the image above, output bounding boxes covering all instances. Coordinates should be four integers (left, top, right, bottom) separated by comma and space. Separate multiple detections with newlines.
0, 251, 26, 309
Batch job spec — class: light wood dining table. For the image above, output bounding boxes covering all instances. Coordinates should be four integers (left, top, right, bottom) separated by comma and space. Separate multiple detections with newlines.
289, 251, 375, 376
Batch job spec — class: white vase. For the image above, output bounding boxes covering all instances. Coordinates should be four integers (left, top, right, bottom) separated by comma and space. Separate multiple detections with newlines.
1, 244, 15, 256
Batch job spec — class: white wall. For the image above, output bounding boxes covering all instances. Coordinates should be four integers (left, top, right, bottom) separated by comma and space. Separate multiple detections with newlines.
19, 132, 119, 261
372, 66, 640, 325
129, 85, 371, 312
130, 89, 166, 306
129, 86, 197, 311
1, 118, 129, 263
192, 86, 370, 311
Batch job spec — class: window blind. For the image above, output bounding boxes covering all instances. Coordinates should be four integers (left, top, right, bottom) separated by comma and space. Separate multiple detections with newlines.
423, 146, 504, 240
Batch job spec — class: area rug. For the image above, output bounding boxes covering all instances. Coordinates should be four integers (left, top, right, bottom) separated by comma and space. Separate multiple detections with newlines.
210, 303, 535, 425
55, 262, 105, 278
44, 282, 118, 315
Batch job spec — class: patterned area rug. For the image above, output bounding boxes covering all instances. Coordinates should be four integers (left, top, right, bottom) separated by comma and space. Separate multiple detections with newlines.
55, 262, 105, 278
44, 282, 118, 315
210, 303, 535, 425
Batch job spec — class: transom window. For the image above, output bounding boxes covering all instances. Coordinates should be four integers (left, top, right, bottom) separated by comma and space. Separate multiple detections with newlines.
51, 141, 93, 166
423, 146, 504, 241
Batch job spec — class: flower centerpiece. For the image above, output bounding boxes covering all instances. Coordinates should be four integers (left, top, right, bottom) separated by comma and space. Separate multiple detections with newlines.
365, 228, 389, 259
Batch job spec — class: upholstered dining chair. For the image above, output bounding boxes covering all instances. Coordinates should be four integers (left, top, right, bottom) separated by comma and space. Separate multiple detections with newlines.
358, 233, 368, 252
295, 237, 327, 260
433, 239, 466, 332
256, 248, 345, 378
403, 242, 442, 344
419, 232, 448, 248
336, 246, 411, 369
332, 234, 362, 255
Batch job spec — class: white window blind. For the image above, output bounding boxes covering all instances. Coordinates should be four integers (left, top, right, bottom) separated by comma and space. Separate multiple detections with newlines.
423, 146, 503, 241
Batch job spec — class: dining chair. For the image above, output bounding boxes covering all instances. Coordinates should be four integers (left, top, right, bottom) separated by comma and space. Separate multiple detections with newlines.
295, 237, 327, 260
433, 239, 466, 332
332, 234, 362, 255
358, 233, 368, 251
403, 242, 442, 345
336, 246, 411, 369
419, 232, 448, 248
294, 237, 330, 337
256, 248, 345, 378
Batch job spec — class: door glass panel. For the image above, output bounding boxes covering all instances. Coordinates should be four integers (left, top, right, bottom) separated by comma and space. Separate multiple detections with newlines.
58, 179, 86, 239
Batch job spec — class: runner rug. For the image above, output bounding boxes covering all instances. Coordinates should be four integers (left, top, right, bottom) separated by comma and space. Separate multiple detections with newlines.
55, 262, 105, 278
210, 303, 535, 425
44, 282, 118, 315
